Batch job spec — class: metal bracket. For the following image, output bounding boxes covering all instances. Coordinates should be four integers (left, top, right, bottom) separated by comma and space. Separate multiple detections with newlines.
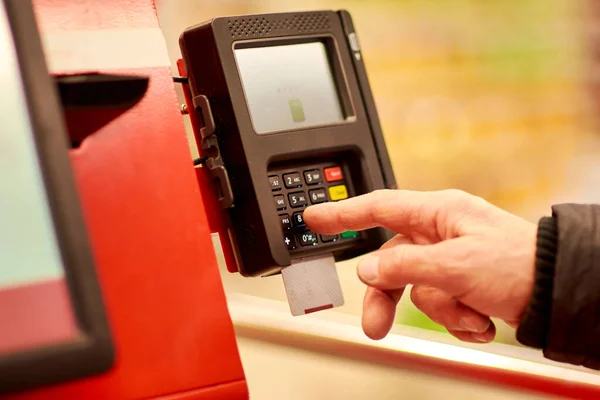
192, 95, 234, 209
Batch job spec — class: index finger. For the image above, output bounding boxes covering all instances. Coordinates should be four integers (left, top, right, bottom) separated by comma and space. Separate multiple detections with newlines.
304, 189, 446, 235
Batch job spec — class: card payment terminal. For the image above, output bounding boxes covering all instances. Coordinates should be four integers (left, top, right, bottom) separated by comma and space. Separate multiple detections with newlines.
179, 10, 396, 278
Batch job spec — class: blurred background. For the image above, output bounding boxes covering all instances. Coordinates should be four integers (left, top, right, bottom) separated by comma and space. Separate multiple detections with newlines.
156, 0, 600, 348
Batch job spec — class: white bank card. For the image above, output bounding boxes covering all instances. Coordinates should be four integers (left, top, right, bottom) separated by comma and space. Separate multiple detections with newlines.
281, 254, 344, 316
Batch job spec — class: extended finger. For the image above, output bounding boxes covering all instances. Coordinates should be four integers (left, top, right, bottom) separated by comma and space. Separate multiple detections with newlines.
304, 189, 452, 235
410, 285, 490, 333
362, 286, 404, 340
360, 237, 410, 340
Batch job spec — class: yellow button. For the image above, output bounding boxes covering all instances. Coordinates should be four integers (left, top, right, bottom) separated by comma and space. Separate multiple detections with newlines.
328, 185, 348, 201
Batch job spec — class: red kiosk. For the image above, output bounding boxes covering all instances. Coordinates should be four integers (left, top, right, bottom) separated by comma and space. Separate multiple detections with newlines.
0, 0, 247, 398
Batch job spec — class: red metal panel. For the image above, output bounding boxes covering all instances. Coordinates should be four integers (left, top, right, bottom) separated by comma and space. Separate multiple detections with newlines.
4, 1, 247, 399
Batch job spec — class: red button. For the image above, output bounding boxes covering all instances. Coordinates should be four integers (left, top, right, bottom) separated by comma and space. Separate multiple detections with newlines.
324, 166, 343, 182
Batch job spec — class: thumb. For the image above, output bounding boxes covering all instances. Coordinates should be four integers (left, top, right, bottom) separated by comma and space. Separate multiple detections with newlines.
357, 241, 471, 297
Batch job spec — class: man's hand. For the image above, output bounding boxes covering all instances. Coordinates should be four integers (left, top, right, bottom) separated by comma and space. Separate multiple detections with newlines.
303, 189, 537, 343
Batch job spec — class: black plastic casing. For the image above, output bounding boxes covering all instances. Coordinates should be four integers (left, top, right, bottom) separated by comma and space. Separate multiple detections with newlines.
179, 10, 396, 277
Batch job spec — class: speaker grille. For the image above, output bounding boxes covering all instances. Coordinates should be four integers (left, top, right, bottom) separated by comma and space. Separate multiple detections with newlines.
228, 13, 330, 39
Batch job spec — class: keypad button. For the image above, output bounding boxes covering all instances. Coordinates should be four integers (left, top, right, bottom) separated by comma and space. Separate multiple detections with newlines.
274, 195, 286, 211
273, 163, 353, 252
280, 214, 291, 230
309, 188, 327, 204
341, 231, 358, 239
269, 175, 282, 191
292, 212, 306, 229
328, 185, 348, 201
324, 166, 343, 182
321, 234, 338, 243
284, 232, 296, 250
288, 191, 307, 208
303, 169, 322, 185
298, 231, 318, 246
283, 172, 302, 188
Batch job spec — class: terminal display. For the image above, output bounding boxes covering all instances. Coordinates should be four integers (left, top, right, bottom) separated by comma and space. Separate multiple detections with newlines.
235, 42, 345, 133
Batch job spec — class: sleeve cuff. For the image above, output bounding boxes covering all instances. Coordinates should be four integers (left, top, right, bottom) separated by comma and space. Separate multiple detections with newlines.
515, 216, 557, 349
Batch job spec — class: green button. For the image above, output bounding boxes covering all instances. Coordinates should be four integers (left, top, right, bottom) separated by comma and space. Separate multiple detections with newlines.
341, 231, 358, 239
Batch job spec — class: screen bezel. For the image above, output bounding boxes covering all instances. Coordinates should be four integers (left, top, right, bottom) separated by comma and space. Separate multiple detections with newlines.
233, 35, 357, 136
0, 0, 114, 394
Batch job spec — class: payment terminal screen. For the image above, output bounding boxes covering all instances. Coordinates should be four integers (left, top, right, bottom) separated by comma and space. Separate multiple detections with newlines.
0, 3, 77, 355
235, 42, 345, 134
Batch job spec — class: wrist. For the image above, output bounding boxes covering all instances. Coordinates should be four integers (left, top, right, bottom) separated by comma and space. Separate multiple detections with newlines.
515, 216, 557, 349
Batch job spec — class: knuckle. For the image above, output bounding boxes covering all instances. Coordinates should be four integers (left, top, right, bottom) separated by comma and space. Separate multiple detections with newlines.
371, 189, 395, 224
371, 189, 392, 198
371, 189, 392, 209
439, 189, 471, 216
444, 190, 476, 211
441, 188, 467, 201
440, 189, 490, 218
369, 189, 391, 206
407, 200, 426, 231
451, 189, 486, 207
461, 197, 494, 224
466, 194, 490, 211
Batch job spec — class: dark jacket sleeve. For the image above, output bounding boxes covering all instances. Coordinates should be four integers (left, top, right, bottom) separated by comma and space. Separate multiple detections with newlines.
517, 204, 600, 369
